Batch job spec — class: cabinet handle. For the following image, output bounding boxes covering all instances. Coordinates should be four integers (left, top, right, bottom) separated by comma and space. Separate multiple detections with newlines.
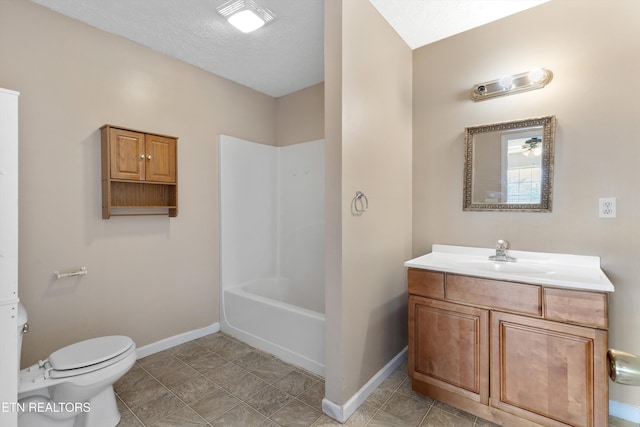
139, 154, 145, 160
147, 155, 152, 160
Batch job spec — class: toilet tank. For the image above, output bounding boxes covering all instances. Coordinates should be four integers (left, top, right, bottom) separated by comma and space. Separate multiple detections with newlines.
17, 303, 28, 369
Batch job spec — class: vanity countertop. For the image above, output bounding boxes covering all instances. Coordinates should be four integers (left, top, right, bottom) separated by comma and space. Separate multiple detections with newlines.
405, 244, 614, 293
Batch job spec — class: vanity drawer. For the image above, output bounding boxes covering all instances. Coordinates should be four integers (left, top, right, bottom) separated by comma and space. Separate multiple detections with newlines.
544, 288, 608, 329
446, 275, 541, 316
408, 269, 445, 299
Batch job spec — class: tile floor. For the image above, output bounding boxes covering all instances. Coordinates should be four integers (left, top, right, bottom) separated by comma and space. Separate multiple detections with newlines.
114, 332, 635, 427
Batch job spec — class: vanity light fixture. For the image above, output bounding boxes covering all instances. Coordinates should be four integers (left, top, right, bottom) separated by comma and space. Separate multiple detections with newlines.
217, 0, 275, 33
471, 68, 553, 101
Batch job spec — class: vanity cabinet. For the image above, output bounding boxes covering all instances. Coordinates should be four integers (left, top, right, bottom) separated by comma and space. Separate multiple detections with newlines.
491, 311, 607, 427
101, 125, 178, 218
408, 268, 609, 427
409, 296, 489, 404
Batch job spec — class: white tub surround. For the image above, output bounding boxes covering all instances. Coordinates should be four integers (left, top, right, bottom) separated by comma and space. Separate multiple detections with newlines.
223, 280, 324, 376
219, 136, 325, 376
405, 244, 614, 292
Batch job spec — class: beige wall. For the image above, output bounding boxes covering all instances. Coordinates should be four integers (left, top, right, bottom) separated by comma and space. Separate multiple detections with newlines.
276, 83, 324, 146
413, 0, 640, 406
0, 0, 278, 367
325, 0, 412, 404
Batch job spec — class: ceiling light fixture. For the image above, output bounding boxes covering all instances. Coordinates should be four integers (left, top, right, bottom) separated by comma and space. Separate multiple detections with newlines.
471, 68, 553, 101
522, 136, 542, 156
217, 0, 275, 33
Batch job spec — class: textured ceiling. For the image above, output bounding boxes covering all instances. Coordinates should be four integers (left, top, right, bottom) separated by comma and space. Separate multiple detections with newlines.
32, 0, 548, 98
369, 0, 549, 50
31, 0, 324, 98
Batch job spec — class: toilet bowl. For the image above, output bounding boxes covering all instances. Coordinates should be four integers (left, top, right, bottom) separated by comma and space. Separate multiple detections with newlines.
16, 304, 136, 427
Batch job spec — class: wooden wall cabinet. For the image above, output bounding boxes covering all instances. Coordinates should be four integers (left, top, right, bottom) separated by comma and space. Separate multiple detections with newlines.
101, 125, 178, 218
408, 268, 609, 427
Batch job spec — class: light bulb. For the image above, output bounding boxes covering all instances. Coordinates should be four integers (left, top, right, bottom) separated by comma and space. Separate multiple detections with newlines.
228, 9, 265, 33
528, 68, 545, 83
499, 75, 514, 89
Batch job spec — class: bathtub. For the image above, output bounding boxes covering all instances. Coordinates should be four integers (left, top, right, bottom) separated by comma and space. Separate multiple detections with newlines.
221, 277, 325, 377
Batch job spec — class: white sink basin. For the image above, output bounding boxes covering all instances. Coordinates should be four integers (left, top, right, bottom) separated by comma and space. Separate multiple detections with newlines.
452, 260, 552, 275
405, 244, 614, 292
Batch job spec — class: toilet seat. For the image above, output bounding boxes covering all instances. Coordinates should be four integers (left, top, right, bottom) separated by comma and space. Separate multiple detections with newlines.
19, 336, 136, 397
19, 335, 135, 393
47, 336, 134, 379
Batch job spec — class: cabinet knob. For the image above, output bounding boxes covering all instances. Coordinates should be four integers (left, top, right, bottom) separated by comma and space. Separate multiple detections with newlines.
147, 155, 152, 160
139, 154, 145, 160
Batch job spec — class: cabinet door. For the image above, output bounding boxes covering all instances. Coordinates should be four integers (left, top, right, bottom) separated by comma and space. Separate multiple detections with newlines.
109, 128, 145, 180
145, 134, 176, 182
490, 312, 608, 427
409, 296, 489, 404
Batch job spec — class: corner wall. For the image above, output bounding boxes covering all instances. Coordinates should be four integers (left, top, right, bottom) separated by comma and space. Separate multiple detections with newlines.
325, 0, 412, 408
276, 83, 324, 147
412, 0, 640, 409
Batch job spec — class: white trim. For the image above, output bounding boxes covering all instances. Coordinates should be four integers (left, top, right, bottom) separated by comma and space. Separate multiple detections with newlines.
322, 347, 407, 423
0, 88, 19, 96
610, 400, 640, 423
135, 323, 220, 359
0, 297, 20, 306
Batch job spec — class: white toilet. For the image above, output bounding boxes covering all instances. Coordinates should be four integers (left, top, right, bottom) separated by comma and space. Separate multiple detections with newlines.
16, 303, 137, 427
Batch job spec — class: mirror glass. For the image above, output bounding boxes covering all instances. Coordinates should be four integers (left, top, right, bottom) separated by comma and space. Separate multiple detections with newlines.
463, 116, 556, 212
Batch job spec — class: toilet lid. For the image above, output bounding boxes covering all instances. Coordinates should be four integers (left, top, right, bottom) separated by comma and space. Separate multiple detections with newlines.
48, 335, 133, 371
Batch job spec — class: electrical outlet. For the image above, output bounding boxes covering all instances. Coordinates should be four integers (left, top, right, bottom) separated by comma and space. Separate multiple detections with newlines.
599, 197, 616, 218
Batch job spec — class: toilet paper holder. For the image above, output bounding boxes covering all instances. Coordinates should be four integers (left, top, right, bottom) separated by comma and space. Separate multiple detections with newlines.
53, 266, 88, 280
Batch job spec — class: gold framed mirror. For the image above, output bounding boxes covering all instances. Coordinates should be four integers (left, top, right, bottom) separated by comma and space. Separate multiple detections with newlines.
463, 115, 556, 212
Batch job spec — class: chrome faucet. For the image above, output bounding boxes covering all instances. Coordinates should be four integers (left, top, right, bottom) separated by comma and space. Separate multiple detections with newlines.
489, 240, 517, 262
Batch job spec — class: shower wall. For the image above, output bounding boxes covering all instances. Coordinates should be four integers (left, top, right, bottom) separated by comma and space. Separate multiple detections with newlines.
278, 141, 325, 312
220, 136, 278, 287
219, 135, 325, 312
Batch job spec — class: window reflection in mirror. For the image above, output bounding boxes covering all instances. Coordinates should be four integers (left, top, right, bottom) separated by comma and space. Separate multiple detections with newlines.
504, 129, 542, 204
463, 116, 555, 212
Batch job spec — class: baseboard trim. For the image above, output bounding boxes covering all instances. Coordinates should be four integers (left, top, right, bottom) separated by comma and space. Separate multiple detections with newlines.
135, 322, 220, 359
322, 346, 407, 423
610, 399, 640, 423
